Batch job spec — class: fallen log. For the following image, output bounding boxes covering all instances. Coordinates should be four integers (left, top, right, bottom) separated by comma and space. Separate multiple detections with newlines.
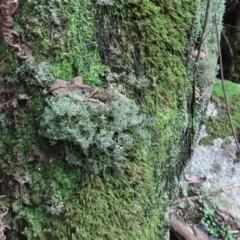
170, 216, 198, 240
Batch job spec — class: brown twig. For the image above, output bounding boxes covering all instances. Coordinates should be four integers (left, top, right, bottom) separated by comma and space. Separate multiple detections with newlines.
193, 0, 210, 87
0, 0, 28, 59
224, 23, 240, 32
173, 182, 240, 206
214, 14, 240, 153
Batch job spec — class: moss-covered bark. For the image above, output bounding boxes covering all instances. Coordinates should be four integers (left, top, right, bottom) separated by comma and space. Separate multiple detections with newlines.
0, 0, 203, 239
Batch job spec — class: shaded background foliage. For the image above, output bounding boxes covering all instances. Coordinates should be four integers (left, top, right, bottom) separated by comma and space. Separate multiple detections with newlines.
220, 0, 240, 82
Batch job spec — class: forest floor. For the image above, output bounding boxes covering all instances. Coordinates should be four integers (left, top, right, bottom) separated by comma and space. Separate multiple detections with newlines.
186, 101, 240, 219
171, 80, 240, 240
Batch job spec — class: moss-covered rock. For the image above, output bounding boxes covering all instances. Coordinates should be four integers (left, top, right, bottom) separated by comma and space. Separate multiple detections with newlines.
200, 80, 240, 146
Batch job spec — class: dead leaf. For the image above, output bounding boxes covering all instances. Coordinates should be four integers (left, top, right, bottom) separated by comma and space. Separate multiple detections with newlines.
49, 77, 93, 96
50, 79, 69, 95
72, 76, 83, 86
185, 173, 206, 185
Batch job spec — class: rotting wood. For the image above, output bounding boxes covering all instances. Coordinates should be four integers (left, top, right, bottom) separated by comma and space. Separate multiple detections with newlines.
171, 216, 198, 240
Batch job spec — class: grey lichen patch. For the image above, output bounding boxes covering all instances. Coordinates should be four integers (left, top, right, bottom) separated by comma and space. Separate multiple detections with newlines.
39, 88, 152, 174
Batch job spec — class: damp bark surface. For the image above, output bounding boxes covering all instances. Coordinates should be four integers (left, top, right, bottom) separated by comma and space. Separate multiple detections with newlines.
0, 0, 224, 239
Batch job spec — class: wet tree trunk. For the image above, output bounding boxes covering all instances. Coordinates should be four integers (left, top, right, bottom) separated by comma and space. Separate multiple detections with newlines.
0, 0, 196, 239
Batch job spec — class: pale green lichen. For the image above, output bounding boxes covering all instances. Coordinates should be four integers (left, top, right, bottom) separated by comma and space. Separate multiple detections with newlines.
39, 91, 151, 173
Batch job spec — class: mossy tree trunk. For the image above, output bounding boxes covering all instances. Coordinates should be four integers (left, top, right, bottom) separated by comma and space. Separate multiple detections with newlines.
0, 0, 196, 239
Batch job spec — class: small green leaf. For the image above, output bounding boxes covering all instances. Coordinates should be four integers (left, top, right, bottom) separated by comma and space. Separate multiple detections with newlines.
179, 202, 185, 209
182, 188, 188, 197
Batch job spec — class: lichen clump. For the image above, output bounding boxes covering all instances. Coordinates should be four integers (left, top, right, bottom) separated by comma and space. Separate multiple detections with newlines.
39, 90, 151, 173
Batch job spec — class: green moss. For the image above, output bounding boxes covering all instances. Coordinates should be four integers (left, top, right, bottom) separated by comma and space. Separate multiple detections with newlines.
200, 116, 231, 145
212, 79, 240, 100
50, 1, 107, 84
0, 42, 19, 76
200, 80, 240, 145
221, 137, 232, 149
95, 0, 194, 92
19, 0, 106, 85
